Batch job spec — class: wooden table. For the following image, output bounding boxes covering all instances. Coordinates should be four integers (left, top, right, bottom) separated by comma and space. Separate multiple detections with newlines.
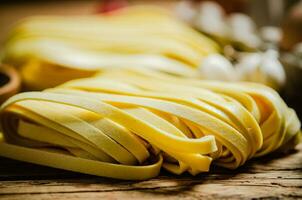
0, 144, 301, 200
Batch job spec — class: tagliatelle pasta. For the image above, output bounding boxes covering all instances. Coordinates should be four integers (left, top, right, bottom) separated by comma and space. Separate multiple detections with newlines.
0, 68, 300, 180
3, 6, 219, 90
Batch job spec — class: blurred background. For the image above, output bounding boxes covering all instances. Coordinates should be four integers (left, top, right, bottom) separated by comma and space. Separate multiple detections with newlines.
0, 0, 302, 118
0, 0, 301, 46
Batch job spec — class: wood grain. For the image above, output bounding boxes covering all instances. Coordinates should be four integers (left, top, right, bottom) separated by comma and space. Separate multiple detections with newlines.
0, 144, 301, 200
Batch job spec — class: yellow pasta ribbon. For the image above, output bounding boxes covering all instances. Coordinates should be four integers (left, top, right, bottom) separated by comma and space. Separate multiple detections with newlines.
0, 68, 300, 180
3, 6, 219, 90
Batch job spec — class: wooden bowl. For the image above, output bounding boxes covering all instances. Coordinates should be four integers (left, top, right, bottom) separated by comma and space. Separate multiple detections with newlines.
0, 65, 20, 104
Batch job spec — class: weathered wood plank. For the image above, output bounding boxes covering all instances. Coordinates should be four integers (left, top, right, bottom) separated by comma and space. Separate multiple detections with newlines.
0, 144, 301, 199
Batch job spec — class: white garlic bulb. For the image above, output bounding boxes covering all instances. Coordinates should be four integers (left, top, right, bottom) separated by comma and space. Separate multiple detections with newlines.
199, 54, 237, 81
235, 50, 286, 89
194, 1, 229, 38
228, 13, 262, 49
174, 0, 197, 24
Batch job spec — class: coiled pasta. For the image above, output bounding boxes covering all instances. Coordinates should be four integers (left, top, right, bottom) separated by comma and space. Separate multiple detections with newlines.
3, 6, 219, 90
0, 68, 300, 180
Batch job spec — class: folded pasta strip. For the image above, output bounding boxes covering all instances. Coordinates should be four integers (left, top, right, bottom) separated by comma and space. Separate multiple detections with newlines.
0, 68, 300, 180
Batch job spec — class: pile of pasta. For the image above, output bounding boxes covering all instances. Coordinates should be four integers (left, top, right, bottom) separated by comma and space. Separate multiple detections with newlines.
3, 6, 219, 90
0, 68, 300, 180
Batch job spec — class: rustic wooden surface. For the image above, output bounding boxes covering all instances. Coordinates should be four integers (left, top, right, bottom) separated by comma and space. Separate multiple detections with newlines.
0, 144, 300, 200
